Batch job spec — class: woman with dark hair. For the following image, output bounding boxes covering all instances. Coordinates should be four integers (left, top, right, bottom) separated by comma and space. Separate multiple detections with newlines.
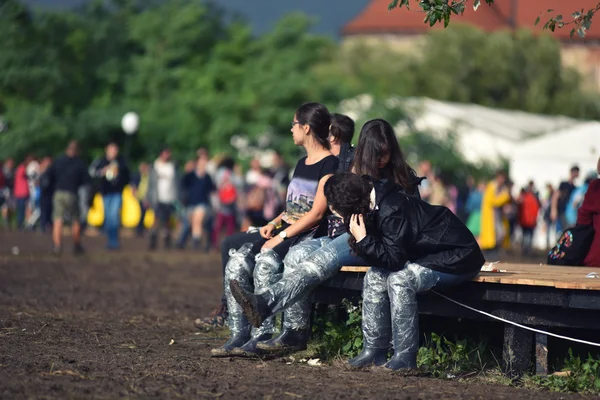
212, 102, 339, 357
232, 173, 484, 369
229, 119, 422, 354
351, 119, 417, 192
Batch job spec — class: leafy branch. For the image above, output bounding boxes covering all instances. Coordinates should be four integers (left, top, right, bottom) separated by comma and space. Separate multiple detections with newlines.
387, 0, 600, 37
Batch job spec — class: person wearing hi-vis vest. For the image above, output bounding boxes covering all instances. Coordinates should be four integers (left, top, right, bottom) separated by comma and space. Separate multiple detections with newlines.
89, 142, 130, 250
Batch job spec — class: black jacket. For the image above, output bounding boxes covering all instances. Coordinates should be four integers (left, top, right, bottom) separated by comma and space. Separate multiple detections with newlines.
338, 143, 355, 173
89, 156, 130, 195
356, 180, 485, 275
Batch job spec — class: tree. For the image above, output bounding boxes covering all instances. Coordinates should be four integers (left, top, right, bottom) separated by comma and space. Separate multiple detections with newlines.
388, 0, 600, 38
0, 1, 344, 163
316, 25, 600, 119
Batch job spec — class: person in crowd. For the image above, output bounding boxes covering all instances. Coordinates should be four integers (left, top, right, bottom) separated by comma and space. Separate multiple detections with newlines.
25, 156, 40, 225
131, 162, 150, 237
243, 168, 272, 230
231, 173, 482, 369
479, 170, 511, 260
429, 173, 450, 208
503, 180, 518, 246
175, 159, 197, 249
89, 142, 130, 250
518, 184, 541, 256
0, 160, 5, 226
212, 158, 239, 248
552, 165, 580, 232
228, 118, 422, 355
577, 157, 600, 266
456, 175, 475, 222
38, 156, 54, 232
417, 160, 433, 202
542, 183, 555, 249
245, 158, 263, 187
180, 153, 215, 249
146, 148, 178, 250
47, 141, 89, 254
465, 181, 485, 237
566, 171, 597, 227
13, 155, 33, 230
1, 158, 14, 227
270, 152, 291, 209
211, 102, 339, 357
194, 112, 355, 332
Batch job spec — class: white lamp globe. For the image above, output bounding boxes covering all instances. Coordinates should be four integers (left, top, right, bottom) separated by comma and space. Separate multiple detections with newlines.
121, 112, 140, 135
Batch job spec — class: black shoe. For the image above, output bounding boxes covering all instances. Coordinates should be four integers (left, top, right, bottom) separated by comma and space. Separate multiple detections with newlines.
211, 333, 251, 357
229, 280, 270, 328
255, 329, 309, 353
164, 234, 172, 249
230, 333, 272, 357
349, 347, 389, 367
73, 243, 85, 256
149, 233, 158, 250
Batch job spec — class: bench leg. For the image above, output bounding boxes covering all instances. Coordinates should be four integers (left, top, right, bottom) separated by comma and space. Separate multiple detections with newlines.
502, 325, 532, 377
535, 333, 548, 376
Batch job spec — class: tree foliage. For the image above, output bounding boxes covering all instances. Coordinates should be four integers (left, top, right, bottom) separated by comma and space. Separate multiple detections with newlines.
388, 0, 600, 38
321, 25, 600, 119
0, 0, 341, 162
1, 0, 600, 167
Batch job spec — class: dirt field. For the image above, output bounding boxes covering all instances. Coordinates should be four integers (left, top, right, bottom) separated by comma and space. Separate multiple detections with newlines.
0, 230, 585, 399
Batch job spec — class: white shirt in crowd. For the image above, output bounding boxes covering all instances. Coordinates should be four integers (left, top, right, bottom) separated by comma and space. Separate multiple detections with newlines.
154, 160, 176, 204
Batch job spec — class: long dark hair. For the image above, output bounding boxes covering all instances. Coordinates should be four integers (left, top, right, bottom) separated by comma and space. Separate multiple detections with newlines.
324, 172, 373, 252
351, 119, 416, 193
296, 102, 331, 150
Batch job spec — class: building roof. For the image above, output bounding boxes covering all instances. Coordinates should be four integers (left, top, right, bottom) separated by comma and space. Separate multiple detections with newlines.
343, 0, 600, 41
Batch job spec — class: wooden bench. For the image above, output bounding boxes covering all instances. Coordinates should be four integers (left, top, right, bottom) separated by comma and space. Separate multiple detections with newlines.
314, 263, 600, 376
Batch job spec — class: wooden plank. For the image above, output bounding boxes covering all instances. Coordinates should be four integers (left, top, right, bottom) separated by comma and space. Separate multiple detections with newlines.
339, 264, 600, 291
340, 266, 369, 273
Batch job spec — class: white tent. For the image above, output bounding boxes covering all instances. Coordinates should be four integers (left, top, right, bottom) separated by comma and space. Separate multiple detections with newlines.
400, 98, 579, 166
509, 121, 600, 192
340, 96, 580, 166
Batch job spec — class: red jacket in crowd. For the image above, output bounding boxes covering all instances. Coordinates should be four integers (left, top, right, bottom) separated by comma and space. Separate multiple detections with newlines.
12, 164, 29, 199
577, 179, 600, 267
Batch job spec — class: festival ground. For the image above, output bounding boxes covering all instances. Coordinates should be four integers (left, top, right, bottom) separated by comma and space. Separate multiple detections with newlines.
0, 231, 586, 399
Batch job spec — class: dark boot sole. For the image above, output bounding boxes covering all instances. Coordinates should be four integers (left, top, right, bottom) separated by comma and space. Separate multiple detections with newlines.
229, 280, 264, 328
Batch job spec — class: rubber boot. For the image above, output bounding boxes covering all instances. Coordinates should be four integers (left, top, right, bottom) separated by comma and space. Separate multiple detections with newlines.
230, 333, 272, 357
210, 329, 251, 357
256, 328, 309, 353
384, 353, 417, 370
349, 347, 389, 367
229, 279, 271, 328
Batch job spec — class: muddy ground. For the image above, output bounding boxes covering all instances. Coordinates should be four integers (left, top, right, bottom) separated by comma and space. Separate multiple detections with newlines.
0, 230, 585, 399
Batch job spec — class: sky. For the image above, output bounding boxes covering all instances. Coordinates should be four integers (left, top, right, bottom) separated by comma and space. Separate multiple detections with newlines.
23, 0, 370, 37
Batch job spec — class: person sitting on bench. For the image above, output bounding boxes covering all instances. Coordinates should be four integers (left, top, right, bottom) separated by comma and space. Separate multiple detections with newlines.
230, 119, 422, 353
231, 172, 484, 369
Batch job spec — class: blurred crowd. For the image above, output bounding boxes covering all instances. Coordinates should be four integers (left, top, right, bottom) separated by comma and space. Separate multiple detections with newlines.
417, 160, 600, 258
1, 142, 599, 257
0, 141, 290, 254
